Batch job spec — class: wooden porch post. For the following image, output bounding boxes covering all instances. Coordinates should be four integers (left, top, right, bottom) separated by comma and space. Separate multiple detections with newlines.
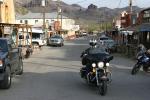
22, 26, 25, 46
2, 26, 4, 37
30, 26, 32, 48
16, 26, 19, 47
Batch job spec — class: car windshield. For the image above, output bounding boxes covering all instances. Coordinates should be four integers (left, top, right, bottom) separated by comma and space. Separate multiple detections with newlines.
103, 41, 116, 47
0, 40, 8, 52
32, 33, 42, 39
100, 37, 109, 40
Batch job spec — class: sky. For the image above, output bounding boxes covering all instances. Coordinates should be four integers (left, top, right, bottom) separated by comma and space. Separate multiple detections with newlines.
61, 0, 150, 9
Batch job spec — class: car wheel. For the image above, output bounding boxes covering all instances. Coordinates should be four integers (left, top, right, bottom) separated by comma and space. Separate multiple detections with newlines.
0, 67, 11, 89
16, 59, 23, 75
59, 44, 61, 47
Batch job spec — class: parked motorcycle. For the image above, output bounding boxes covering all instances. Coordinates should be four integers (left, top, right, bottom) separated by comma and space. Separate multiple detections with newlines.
131, 52, 150, 75
80, 47, 113, 96
131, 44, 150, 75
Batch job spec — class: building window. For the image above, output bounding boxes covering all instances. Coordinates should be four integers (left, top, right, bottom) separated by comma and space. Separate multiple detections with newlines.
144, 10, 150, 18
35, 20, 38, 23
20, 20, 23, 23
46, 20, 49, 23
25, 20, 28, 24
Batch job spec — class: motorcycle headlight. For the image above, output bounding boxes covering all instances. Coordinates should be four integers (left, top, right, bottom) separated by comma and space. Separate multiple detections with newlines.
0, 60, 3, 67
98, 62, 104, 68
106, 63, 110, 67
92, 63, 96, 68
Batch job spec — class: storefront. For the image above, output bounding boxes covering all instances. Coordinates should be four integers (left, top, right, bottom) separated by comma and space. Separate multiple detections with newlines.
138, 8, 150, 48
138, 23, 150, 48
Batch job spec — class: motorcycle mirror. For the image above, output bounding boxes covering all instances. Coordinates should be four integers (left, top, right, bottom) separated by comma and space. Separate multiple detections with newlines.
105, 55, 114, 62
109, 56, 114, 61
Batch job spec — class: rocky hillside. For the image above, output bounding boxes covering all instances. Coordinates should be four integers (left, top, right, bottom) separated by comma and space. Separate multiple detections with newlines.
15, 0, 142, 26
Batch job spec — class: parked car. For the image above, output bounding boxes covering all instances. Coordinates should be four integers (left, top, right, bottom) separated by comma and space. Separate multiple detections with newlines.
99, 35, 117, 53
18, 28, 46, 48
31, 28, 46, 47
82, 32, 88, 36
48, 35, 64, 47
0, 38, 23, 89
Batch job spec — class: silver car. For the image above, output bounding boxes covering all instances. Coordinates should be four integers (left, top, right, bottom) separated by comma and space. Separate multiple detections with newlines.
48, 35, 64, 47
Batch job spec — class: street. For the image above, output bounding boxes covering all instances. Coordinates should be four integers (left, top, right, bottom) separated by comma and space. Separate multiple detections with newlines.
0, 37, 150, 100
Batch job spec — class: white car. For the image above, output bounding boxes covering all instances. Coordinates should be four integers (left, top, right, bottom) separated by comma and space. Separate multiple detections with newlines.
31, 28, 46, 46
99, 35, 113, 44
82, 32, 88, 36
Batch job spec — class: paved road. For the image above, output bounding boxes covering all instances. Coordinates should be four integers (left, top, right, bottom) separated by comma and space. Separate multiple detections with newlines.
0, 37, 150, 100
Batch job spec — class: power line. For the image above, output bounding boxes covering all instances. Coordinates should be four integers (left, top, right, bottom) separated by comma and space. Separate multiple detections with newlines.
117, 0, 122, 8
75, 0, 87, 4
62, 0, 87, 4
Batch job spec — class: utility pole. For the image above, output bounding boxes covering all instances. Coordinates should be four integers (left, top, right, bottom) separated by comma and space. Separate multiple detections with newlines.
57, 0, 60, 21
42, 0, 46, 37
129, 0, 132, 25
56, 0, 62, 34
129, 0, 132, 14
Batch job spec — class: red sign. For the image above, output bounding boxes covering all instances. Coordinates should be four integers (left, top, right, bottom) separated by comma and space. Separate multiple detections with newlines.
54, 21, 61, 31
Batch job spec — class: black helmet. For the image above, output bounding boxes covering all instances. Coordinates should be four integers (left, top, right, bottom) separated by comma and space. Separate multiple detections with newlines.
89, 39, 97, 46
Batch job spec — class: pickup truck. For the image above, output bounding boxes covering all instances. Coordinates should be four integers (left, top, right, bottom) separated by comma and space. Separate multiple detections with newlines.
0, 38, 23, 89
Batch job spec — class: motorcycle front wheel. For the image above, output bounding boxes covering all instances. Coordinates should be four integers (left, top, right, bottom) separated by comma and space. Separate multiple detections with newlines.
98, 80, 107, 96
143, 66, 150, 73
131, 64, 141, 75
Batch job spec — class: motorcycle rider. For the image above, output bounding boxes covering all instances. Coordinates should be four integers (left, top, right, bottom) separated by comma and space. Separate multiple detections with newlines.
80, 39, 97, 72
80, 39, 110, 77
136, 44, 150, 58
145, 49, 150, 58
81, 39, 100, 59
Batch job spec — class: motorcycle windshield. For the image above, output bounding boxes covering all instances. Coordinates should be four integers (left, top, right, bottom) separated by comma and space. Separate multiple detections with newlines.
88, 47, 107, 54
88, 48, 110, 61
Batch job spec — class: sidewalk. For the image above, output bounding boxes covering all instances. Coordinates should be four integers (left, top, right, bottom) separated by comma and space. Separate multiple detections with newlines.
111, 53, 136, 69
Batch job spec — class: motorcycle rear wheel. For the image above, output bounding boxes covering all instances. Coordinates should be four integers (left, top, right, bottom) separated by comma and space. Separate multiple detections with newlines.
131, 64, 140, 75
98, 80, 107, 96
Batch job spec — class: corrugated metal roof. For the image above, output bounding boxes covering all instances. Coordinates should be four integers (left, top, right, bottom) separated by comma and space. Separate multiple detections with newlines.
16, 12, 68, 19
141, 7, 150, 12
121, 25, 137, 31
121, 23, 150, 32
138, 23, 150, 32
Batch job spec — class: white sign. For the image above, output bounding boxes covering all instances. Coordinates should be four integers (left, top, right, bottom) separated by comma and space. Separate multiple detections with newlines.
41, 0, 46, 7
0, 0, 3, 3
4, 27, 13, 34
71, 25, 80, 31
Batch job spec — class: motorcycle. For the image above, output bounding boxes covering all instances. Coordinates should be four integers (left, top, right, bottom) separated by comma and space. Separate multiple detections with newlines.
80, 47, 113, 96
131, 52, 150, 75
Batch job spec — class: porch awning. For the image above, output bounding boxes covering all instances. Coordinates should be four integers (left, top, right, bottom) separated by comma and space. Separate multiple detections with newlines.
137, 23, 150, 32
121, 25, 137, 31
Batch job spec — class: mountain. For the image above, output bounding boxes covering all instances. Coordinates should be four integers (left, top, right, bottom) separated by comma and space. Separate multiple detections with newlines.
15, 0, 143, 28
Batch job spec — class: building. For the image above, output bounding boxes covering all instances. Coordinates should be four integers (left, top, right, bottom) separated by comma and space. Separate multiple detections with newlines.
16, 12, 79, 38
113, 17, 121, 29
0, 0, 15, 23
136, 8, 150, 48
120, 11, 131, 28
